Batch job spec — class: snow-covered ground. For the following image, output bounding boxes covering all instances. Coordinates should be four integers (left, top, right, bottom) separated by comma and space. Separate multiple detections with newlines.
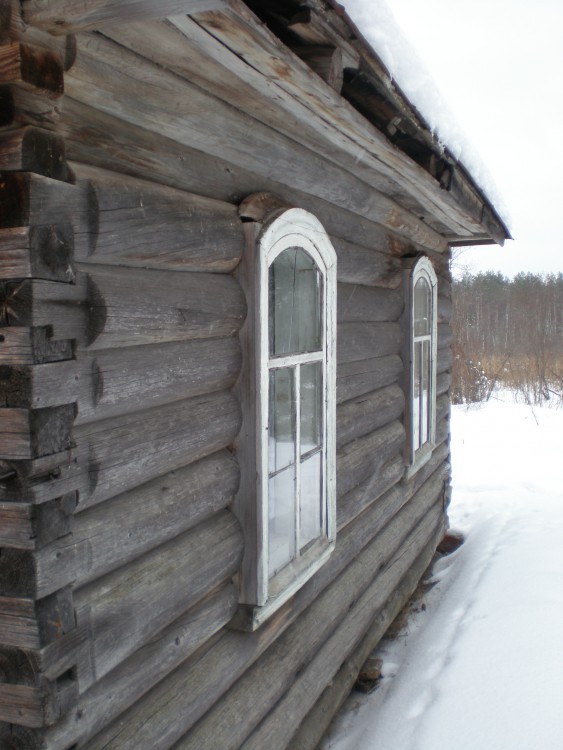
322, 392, 563, 750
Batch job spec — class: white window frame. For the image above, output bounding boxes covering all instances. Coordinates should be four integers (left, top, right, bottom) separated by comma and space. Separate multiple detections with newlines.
234, 207, 336, 628
405, 256, 438, 478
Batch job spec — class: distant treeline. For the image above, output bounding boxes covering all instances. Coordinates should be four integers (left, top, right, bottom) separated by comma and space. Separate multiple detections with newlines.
452, 272, 563, 404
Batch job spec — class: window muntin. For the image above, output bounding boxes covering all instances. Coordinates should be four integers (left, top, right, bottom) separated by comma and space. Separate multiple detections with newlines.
408, 257, 438, 473
256, 210, 336, 613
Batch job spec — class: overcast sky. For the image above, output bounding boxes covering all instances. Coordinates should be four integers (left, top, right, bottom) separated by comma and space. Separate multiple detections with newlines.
384, 0, 563, 278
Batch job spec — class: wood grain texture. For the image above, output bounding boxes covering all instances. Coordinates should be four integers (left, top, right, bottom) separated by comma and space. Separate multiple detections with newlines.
336, 322, 402, 365
72, 510, 243, 688
0, 41, 63, 96
0, 126, 67, 179
71, 162, 244, 272
22, 0, 228, 33
337, 283, 403, 322
0, 493, 75, 549
336, 383, 404, 449
0, 326, 73, 365
0, 225, 74, 282
336, 353, 403, 404
43, 585, 236, 750
0, 404, 74, 459
47, 450, 239, 588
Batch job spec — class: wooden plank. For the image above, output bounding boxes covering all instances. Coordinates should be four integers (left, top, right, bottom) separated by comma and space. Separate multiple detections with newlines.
336, 353, 403, 404
45, 450, 238, 588
336, 322, 401, 364
71, 163, 244, 272
0, 41, 63, 96
22, 0, 228, 34
73, 388, 241, 510
43, 585, 236, 750
62, 31, 445, 249
0, 126, 67, 179
336, 383, 404, 449
0, 226, 74, 282
72, 511, 243, 687
337, 283, 403, 322
0, 404, 74, 459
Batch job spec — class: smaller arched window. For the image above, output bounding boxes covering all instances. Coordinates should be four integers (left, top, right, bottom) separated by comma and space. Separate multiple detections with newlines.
233, 206, 336, 628
407, 257, 438, 476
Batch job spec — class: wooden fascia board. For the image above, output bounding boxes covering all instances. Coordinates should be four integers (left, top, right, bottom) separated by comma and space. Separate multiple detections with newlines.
21, 0, 228, 34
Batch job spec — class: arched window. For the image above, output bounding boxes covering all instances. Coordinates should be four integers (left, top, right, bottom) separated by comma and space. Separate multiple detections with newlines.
407, 257, 438, 475
234, 207, 336, 627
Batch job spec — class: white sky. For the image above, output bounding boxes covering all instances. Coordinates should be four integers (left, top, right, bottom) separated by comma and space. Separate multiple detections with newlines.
353, 0, 563, 278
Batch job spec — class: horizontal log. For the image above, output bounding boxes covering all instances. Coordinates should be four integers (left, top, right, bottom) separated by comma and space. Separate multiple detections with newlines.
0, 126, 67, 180
0, 171, 78, 229
337, 322, 402, 364
0, 225, 74, 282
71, 162, 244, 272
333, 237, 402, 288
0, 264, 246, 348
0, 404, 74, 459
290, 44, 342, 91
437, 346, 453, 374
436, 370, 451, 396
336, 353, 403, 404
438, 322, 453, 348
46, 450, 238, 588
336, 419, 405, 499
0, 83, 62, 131
73, 388, 241, 510
43, 584, 237, 750
337, 283, 403, 322
0, 326, 73, 365
336, 383, 404, 449
0, 448, 82, 505
73, 510, 243, 688
0, 336, 241, 419
22, 0, 228, 34
437, 294, 452, 323
337, 454, 405, 530
0, 41, 63, 97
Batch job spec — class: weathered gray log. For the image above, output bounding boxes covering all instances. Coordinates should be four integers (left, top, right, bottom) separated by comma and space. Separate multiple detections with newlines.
286, 532, 443, 750
336, 419, 405, 498
336, 353, 403, 404
0, 587, 74, 650
337, 283, 403, 322
0, 326, 73, 365
333, 237, 402, 288
72, 510, 242, 689
437, 346, 453, 374
438, 294, 452, 323
45, 450, 238, 588
336, 383, 404, 449
239, 513, 446, 750
22, 0, 228, 33
0, 336, 241, 418
337, 322, 401, 364
0, 225, 74, 282
290, 44, 343, 91
337, 454, 404, 530
437, 370, 451, 396
73, 389, 241, 510
0, 41, 63, 96
0, 404, 74, 459
42, 584, 237, 750
438, 322, 453, 349
70, 163, 244, 272
77, 465, 446, 750
0, 172, 79, 230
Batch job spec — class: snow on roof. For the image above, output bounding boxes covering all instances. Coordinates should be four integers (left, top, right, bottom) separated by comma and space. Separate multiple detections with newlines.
341, 0, 511, 230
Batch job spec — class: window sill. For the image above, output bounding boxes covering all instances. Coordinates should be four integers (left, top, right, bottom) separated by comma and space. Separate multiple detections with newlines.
229, 540, 335, 632
404, 443, 433, 481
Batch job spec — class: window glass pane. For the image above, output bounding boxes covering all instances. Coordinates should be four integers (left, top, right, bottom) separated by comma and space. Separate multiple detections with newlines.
413, 340, 421, 451
414, 277, 431, 336
299, 452, 322, 550
420, 340, 430, 445
268, 466, 296, 577
269, 248, 322, 356
300, 362, 322, 456
269, 368, 295, 475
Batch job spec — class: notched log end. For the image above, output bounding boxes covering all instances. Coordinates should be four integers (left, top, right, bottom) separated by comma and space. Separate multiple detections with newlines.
84, 274, 106, 347
238, 192, 293, 223
20, 44, 64, 97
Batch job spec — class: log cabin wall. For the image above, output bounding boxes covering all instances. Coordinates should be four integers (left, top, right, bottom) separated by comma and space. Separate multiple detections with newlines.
0, 1, 498, 748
